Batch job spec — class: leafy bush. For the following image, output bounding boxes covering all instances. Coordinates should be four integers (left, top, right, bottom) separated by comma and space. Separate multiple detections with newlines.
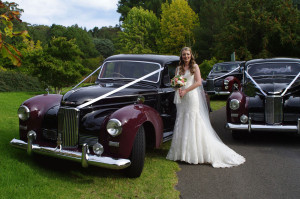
199, 57, 222, 79
0, 70, 44, 92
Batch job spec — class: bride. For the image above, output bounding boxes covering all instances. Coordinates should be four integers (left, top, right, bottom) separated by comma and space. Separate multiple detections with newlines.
166, 47, 245, 168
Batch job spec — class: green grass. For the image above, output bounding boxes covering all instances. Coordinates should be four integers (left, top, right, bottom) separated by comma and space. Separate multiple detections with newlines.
0, 92, 226, 199
210, 100, 227, 111
0, 92, 180, 199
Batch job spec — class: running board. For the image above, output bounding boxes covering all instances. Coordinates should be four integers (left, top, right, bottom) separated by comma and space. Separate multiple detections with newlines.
163, 131, 173, 142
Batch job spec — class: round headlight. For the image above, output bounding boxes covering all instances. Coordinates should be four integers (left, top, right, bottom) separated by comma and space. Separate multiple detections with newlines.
224, 79, 229, 86
18, 105, 30, 121
229, 99, 240, 110
106, 119, 122, 137
93, 142, 104, 156
240, 114, 248, 123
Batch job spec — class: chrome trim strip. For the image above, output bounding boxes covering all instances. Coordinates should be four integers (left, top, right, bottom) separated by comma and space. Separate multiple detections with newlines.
77, 68, 164, 109
213, 67, 240, 81
248, 117, 252, 133
281, 72, 300, 96
10, 138, 131, 170
245, 71, 267, 96
163, 131, 173, 142
226, 123, 298, 132
109, 141, 120, 147
206, 91, 230, 95
19, 125, 27, 130
103, 92, 163, 99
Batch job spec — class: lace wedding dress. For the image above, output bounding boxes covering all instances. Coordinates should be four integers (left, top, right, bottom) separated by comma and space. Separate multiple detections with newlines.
166, 70, 245, 168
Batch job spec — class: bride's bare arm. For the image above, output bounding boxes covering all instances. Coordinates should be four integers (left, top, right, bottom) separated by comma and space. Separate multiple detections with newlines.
180, 65, 202, 97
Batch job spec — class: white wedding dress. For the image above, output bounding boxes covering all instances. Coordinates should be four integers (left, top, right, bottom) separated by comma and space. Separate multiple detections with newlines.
166, 70, 245, 168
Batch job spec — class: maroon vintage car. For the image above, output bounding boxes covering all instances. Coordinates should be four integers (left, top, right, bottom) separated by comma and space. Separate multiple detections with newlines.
226, 58, 300, 138
204, 61, 243, 95
11, 54, 192, 177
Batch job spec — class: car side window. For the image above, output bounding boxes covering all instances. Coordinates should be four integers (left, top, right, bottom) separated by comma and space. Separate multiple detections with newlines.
167, 61, 178, 78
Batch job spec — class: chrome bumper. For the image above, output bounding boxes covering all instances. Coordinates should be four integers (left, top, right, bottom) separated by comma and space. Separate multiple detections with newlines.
206, 91, 230, 95
226, 123, 300, 134
10, 138, 131, 170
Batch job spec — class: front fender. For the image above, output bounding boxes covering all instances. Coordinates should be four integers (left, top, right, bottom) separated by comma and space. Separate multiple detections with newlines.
19, 94, 62, 141
224, 76, 241, 92
108, 104, 163, 158
227, 91, 248, 123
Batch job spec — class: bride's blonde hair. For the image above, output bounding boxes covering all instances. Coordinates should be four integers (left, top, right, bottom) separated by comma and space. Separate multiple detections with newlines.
179, 47, 196, 75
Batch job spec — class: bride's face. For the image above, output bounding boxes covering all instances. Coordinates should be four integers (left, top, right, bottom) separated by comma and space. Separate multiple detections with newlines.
181, 50, 191, 64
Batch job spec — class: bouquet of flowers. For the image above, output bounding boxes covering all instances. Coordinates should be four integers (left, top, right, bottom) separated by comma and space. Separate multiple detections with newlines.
171, 75, 187, 88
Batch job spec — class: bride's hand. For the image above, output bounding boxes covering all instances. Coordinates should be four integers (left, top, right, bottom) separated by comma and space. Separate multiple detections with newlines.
179, 89, 187, 97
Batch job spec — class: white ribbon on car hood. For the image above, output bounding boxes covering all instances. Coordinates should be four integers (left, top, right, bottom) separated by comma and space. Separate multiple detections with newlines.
213, 66, 240, 81
245, 71, 267, 96
77, 68, 164, 109
245, 71, 300, 97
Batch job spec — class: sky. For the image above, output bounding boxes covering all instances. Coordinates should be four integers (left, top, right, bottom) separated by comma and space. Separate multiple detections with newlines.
12, 0, 121, 30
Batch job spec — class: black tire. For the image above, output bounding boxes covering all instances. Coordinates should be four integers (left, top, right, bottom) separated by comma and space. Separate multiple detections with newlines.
124, 126, 145, 178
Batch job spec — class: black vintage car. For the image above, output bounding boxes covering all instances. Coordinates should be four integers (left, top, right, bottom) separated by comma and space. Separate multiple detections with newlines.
226, 58, 300, 138
204, 61, 243, 95
11, 54, 182, 178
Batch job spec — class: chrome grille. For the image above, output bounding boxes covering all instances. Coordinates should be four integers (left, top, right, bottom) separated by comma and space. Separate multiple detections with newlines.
265, 96, 283, 124
58, 107, 80, 147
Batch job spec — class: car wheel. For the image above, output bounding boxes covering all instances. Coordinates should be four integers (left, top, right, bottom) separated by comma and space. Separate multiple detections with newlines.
125, 126, 145, 178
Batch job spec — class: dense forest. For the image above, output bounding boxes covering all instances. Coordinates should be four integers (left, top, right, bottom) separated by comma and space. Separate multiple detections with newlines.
0, 0, 300, 92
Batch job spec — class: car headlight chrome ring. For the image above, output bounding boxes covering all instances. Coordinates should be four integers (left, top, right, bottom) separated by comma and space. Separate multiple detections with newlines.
93, 142, 104, 156
18, 105, 30, 121
229, 99, 240, 110
106, 119, 122, 137
224, 79, 229, 86
240, 114, 248, 123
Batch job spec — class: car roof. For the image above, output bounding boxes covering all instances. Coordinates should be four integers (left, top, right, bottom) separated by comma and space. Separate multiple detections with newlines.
246, 57, 300, 66
215, 61, 243, 65
104, 54, 180, 66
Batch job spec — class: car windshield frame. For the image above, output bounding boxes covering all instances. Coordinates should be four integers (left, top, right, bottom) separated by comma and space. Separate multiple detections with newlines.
212, 63, 240, 73
246, 62, 300, 78
98, 60, 162, 83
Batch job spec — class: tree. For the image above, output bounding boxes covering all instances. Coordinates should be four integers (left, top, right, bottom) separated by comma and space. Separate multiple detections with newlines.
198, 57, 221, 79
213, 0, 300, 60
0, 1, 28, 66
193, 0, 229, 62
159, 0, 199, 55
64, 25, 98, 58
28, 37, 88, 93
26, 25, 50, 46
49, 24, 98, 58
93, 38, 114, 58
89, 25, 121, 42
116, 7, 160, 54
117, 0, 171, 20
117, 0, 145, 22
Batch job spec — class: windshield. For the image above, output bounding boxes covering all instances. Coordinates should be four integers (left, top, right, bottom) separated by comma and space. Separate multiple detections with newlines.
213, 63, 239, 73
247, 62, 300, 77
98, 61, 161, 83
